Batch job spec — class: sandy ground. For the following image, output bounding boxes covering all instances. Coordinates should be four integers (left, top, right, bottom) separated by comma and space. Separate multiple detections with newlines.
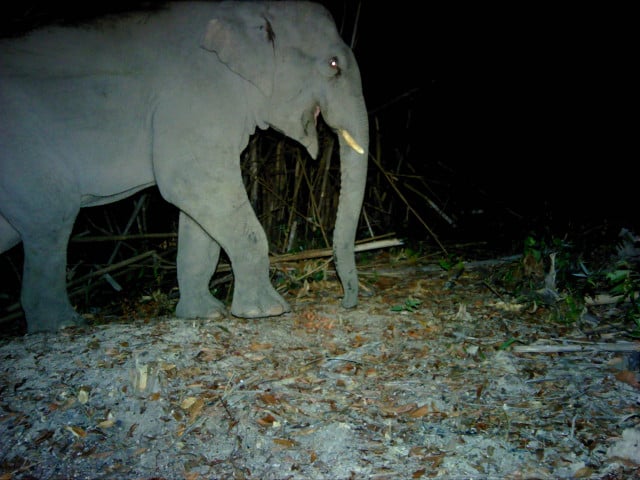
1, 260, 639, 479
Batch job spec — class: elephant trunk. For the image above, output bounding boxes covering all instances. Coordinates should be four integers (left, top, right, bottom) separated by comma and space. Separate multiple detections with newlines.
332, 100, 369, 308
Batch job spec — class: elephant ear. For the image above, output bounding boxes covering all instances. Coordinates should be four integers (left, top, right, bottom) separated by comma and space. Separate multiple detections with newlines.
201, 13, 275, 96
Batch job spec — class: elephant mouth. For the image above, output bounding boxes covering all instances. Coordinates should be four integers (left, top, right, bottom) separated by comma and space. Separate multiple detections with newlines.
313, 105, 365, 155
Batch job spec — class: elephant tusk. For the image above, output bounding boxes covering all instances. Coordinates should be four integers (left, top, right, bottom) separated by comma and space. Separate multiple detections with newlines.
339, 129, 365, 155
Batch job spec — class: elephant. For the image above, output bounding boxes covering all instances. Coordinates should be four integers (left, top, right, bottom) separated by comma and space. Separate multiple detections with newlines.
0, 1, 369, 333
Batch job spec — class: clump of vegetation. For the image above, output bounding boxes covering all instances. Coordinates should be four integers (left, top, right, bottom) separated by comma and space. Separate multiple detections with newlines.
492, 230, 640, 333
606, 262, 640, 337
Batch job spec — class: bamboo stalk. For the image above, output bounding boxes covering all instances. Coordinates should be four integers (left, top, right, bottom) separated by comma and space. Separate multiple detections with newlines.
285, 152, 304, 252
299, 149, 330, 248
318, 134, 334, 231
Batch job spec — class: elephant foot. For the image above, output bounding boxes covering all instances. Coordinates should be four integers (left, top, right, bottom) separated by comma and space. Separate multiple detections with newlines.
176, 294, 226, 319
27, 310, 87, 334
230, 287, 291, 319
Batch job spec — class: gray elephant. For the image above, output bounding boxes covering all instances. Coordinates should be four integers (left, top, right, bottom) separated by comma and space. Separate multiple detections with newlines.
0, 1, 368, 333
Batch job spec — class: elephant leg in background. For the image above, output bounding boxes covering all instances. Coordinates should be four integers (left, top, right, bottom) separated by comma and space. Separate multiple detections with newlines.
19, 214, 86, 333
175, 211, 226, 319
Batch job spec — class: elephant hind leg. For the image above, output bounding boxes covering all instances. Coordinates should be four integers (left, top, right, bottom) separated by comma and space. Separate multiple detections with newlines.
20, 219, 86, 333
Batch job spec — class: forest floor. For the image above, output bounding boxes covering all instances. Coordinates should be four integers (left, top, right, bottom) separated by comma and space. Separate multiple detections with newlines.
1, 244, 640, 479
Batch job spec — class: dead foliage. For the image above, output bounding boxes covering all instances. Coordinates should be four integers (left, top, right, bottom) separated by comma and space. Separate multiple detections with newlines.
1, 255, 639, 479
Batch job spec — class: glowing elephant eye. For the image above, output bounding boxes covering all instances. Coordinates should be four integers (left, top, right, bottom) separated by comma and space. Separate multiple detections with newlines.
329, 57, 341, 74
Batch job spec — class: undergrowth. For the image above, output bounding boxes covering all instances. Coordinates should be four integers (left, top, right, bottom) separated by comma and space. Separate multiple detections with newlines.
489, 231, 640, 337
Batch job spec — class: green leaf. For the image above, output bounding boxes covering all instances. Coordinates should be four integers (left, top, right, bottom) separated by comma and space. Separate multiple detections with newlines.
498, 338, 517, 350
607, 269, 631, 284
390, 298, 422, 312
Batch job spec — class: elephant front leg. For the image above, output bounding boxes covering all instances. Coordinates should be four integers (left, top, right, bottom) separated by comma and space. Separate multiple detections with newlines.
228, 233, 291, 319
175, 211, 226, 319
177, 190, 290, 319
220, 206, 290, 319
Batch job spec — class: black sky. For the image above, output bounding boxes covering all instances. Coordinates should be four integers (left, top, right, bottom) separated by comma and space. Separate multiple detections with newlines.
340, 2, 636, 236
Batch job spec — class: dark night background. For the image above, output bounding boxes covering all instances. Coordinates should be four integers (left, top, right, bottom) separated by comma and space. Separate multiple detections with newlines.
1, 1, 636, 251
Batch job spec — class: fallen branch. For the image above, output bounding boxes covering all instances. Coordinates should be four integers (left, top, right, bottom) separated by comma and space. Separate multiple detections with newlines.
513, 342, 640, 353
270, 237, 404, 263
585, 292, 640, 306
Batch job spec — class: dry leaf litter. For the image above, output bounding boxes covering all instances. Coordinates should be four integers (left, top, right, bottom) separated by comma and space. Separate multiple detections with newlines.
1, 256, 639, 479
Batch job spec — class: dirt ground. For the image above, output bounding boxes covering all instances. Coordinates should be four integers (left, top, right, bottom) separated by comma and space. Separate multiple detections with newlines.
1, 253, 639, 479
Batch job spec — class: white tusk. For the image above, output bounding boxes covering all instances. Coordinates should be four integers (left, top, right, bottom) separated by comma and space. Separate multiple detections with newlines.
339, 129, 365, 155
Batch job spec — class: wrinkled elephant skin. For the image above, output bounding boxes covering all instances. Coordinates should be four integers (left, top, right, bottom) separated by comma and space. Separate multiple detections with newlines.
0, 2, 369, 333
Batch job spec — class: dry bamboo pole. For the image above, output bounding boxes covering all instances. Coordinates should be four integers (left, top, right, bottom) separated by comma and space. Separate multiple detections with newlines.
106, 193, 148, 265
349, 1, 362, 50
361, 207, 374, 237
317, 135, 335, 231
67, 250, 159, 289
272, 139, 286, 247
403, 182, 455, 226
373, 116, 394, 220
285, 151, 305, 252
369, 153, 448, 255
253, 178, 320, 231
299, 157, 330, 248
270, 237, 403, 263
248, 136, 259, 208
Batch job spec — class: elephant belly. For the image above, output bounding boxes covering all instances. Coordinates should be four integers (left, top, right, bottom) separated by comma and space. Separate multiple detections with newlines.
0, 215, 21, 254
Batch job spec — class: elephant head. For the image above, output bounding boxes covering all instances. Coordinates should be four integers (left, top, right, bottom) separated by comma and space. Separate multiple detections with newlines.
201, 2, 369, 308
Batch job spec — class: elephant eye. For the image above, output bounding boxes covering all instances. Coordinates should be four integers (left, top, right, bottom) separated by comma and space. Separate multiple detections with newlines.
328, 56, 341, 75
